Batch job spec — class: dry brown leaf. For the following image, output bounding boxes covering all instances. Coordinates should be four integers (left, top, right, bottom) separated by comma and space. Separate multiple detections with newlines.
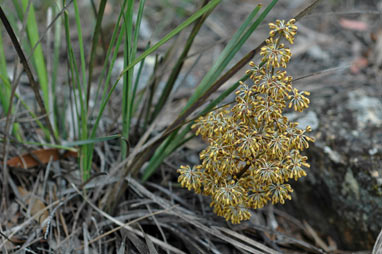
17, 186, 49, 233
339, 18, 368, 31
6, 148, 77, 169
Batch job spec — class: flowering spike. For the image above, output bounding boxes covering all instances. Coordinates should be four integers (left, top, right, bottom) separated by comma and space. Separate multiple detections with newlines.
177, 19, 314, 224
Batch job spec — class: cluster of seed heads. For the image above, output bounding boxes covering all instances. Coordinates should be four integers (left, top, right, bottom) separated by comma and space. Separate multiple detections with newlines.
178, 19, 315, 224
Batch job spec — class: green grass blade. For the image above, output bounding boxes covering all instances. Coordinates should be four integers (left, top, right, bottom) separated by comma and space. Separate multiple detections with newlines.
143, 55, 161, 129
62, 134, 121, 147
141, 132, 174, 181
132, 0, 145, 60
141, 131, 176, 181
0, 30, 22, 140
117, 0, 221, 80
22, 134, 120, 151
90, 0, 127, 119
72, 0, 87, 94
15, 142, 77, 152
128, 0, 146, 123
131, 42, 150, 116
72, 0, 91, 180
149, 0, 213, 123
13, 0, 56, 139
182, 4, 262, 112
121, 0, 134, 158
51, 4, 63, 133
86, 0, 107, 108
63, 6, 81, 136
11, 1, 34, 59
63, 0, 90, 180
219, 0, 278, 73
0, 28, 11, 114
20, 0, 49, 111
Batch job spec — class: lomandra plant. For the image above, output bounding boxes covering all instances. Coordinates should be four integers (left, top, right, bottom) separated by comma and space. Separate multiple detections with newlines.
0, 0, 285, 212
178, 19, 315, 224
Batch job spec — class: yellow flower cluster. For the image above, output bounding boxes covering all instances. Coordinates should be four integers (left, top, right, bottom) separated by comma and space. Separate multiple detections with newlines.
178, 19, 315, 224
